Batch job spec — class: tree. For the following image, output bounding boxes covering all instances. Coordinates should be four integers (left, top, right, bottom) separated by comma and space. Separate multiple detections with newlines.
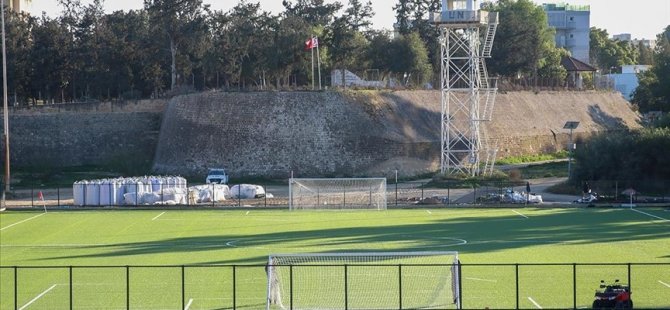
632, 26, 670, 112
637, 41, 654, 66
328, 16, 369, 87
343, 0, 374, 31
29, 14, 74, 103
2, 10, 35, 103
282, 0, 342, 27
393, 0, 413, 35
590, 27, 637, 73
573, 128, 670, 181
144, 0, 209, 91
486, 0, 557, 79
389, 32, 432, 87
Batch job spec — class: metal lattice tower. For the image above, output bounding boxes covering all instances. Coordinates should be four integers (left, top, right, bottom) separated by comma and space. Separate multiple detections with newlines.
431, 0, 499, 176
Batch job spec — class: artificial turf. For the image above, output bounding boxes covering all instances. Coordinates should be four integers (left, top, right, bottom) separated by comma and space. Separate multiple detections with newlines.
1, 208, 668, 309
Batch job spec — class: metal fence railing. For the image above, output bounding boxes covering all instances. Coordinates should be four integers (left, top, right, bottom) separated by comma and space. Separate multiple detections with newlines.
1, 263, 668, 309
3, 179, 669, 208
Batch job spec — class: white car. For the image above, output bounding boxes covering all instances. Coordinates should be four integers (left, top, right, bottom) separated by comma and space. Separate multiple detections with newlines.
205, 168, 229, 184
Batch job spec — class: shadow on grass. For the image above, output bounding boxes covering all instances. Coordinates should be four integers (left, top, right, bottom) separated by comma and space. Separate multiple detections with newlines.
40, 209, 670, 264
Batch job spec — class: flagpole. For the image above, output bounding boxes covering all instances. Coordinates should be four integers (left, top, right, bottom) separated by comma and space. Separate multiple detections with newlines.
316, 36, 321, 90
311, 37, 315, 90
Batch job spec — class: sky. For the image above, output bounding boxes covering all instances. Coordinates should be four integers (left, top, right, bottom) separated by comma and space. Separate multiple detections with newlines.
25, 0, 669, 40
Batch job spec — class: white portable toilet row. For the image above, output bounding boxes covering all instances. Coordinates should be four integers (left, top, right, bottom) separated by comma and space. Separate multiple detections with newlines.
73, 176, 188, 206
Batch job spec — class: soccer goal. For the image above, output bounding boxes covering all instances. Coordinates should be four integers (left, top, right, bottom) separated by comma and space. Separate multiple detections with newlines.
266, 252, 461, 310
289, 178, 387, 210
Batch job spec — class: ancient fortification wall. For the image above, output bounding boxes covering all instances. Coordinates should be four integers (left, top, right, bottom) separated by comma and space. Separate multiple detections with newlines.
4, 100, 165, 169
3, 92, 640, 178
152, 90, 641, 178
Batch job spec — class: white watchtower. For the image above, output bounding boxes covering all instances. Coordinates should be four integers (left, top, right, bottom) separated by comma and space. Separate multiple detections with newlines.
431, 0, 499, 176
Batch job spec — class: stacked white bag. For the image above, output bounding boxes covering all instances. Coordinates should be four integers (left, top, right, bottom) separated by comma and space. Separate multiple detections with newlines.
73, 176, 188, 206
229, 184, 266, 199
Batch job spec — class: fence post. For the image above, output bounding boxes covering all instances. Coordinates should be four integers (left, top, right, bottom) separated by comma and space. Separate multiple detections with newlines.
58, 186, 61, 207
395, 178, 398, 207
181, 265, 185, 310
627, 263, 631, 290
398, 265, 403, 310
265, 184, 267, 207
458, 262, 463, 309
572, 263, 577, 309
238, 184, 241, 207
31, 185, 34, 207
232, 265, 236, 309
344, 265, 348, 310
447, 185, 450, 206
421, 184, 424, 201
515, 264, 519, 310
14, 266, 17, 310
126, 266, 130, 310
69, 266, 73, 310
290, 265, 294, 310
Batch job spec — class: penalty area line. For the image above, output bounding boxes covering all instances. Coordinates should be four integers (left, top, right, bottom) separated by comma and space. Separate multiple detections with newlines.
659, 280, 670, 288
528, 297, 543, 309
0, 213, 46, 231
426, 210, 432, 214
631, 208, 669, 222
184, 298, 194, 310
152, 212, 166, 221
512, 210, 528, 219
19, 284, 57, 310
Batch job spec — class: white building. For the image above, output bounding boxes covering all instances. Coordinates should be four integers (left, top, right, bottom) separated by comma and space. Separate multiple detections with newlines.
613, 33, 657, 49
613, 33, 632, 41
543, 3, 591, 64
606, 65, 651, 100
1, 0, 23, 12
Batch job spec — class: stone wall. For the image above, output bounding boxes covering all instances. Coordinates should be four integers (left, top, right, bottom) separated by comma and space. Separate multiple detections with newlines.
2, 100, 165, 169
152, 90, 641, 178
2, 91, 641, 179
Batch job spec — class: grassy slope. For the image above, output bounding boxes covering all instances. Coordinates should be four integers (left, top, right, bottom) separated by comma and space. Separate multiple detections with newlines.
1, 209, 669, 309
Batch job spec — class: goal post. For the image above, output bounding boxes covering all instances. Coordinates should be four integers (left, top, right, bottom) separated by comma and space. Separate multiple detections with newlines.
266, 252, 461, 310
289, 178, 387, 210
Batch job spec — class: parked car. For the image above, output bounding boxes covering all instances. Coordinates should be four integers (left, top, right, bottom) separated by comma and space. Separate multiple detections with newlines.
205, 168, 229, 184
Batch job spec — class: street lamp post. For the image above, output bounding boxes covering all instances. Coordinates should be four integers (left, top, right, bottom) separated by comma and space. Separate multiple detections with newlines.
563, 121, 580, 180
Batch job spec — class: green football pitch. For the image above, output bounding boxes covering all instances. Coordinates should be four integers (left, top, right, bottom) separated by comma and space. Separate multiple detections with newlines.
1, 208, 669, 309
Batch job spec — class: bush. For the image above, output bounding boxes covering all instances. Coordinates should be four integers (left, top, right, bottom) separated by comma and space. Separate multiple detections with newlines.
572, 128, 670, 181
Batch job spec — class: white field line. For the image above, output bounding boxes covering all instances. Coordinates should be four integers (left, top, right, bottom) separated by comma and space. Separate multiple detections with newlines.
19, 284, 57, 310
152, 212, 166, 221
528, 297, 543, 309
0, 213, 46, 231
465, 277, 497, 283
512, 210, 528, 219
426, 210, 432, 214
184, 298, 194, 310
659, 280, 670, 288
631, 209, 669, 222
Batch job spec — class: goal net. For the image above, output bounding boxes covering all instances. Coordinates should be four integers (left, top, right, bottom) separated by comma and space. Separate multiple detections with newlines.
266, 252, 460, 310
289, 178, 387, 210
